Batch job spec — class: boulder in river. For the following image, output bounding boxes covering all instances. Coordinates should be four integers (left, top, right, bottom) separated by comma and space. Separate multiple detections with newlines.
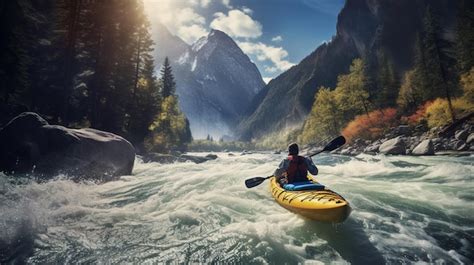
411, 139, 434, 156
0, 112, 135, 181
143, 153, 218, 164
179, 154, 217, 164
378, 137, 406, 155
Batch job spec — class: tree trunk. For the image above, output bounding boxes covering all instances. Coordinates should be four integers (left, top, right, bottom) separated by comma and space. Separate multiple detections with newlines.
61, 0, 81, 124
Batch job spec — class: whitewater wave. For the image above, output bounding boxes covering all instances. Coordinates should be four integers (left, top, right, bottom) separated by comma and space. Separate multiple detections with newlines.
1, 153, 473, 263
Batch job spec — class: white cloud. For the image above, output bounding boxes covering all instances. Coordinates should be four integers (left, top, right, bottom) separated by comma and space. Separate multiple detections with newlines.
271, 35, 283, 42
200, 0, 211, 7
237, 41, 295, 72
263, 77, 273, 84
242, 6, 253, 14
144, 1, 208, 44
222, 0, 232, 8
178, 24, 209, 43
210, 9, 262, 39
264, 66, 278, 73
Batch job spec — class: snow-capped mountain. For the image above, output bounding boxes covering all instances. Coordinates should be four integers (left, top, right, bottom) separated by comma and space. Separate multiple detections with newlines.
155, 28, 265, 139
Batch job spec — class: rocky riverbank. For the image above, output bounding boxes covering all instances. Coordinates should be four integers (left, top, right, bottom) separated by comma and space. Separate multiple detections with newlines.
333, 122, 474, 156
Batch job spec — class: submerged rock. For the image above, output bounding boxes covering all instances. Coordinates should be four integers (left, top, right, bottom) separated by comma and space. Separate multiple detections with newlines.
143, 153, 218, 164
0, 112, 135, 181
205, 154, 218, 160
411, 139, 434, 156
378, 137, 406, 155
143, 153, 177, 164
179, 154, 215, 164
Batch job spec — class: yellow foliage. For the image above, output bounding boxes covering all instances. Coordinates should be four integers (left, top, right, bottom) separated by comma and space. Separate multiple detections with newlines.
145, 95, 190, 152
397, 69, 423, 110
460, 67, 474, 103
425, 98, 474, 128
300, 87, 342, 144
334, 59, 369, 116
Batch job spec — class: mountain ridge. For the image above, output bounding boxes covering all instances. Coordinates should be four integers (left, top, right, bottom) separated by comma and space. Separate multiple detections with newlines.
154, 28, 265, 139
238, 0, 458, 141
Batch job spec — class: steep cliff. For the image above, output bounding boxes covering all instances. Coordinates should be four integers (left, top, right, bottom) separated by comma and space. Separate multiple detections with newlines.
239, 0, 458, 140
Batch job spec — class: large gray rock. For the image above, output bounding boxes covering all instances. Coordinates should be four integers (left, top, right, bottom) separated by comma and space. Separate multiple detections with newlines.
453, 140, 467, 151
466, 133, 474, 144
0, 112, 135, 181
411, 139, 435, 156
454, 129, 469, 141
378, 137, 406, 155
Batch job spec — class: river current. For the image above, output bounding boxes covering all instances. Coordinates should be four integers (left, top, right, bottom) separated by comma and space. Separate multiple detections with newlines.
1, 153, 473, 264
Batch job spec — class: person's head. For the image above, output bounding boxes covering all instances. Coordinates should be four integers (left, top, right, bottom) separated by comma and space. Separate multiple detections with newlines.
288, 143, 299, 155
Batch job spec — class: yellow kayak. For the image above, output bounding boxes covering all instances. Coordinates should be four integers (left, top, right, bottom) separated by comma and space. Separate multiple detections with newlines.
270, 176, 351, 223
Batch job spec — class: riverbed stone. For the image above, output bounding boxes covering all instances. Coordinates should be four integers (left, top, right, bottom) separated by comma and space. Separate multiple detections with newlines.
466, 133, 474, 144
453, 140, 465, 150
392, 125, 411, 136
379, 137, 406, 155
364, 143, 381, 154
455, 129, 469, 141
0, 112, 135, 180
411, 139, 435, 156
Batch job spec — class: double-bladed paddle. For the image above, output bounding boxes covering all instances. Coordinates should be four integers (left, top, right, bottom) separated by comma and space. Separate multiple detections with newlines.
244, 135, 346, 188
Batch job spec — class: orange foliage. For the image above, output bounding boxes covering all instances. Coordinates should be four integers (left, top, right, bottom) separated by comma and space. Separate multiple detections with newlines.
342, 108, 398, 142
401, 101, 433, 125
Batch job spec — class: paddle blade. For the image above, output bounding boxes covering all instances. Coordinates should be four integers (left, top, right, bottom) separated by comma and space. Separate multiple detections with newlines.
245, 177, 267, 188
323, 135, 346, 152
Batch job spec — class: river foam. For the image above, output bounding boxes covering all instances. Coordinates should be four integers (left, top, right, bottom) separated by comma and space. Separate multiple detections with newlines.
1, 153, 473, 263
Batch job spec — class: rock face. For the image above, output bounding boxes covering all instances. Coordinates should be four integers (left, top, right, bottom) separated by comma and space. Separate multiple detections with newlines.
379, 137, 406, 155
238, 0, 458, 140
0, 112, 135, 180
412, 139, 435, 156
155, 27, 265, 139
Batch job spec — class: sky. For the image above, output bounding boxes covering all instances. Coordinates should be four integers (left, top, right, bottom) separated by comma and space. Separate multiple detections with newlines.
143, 0, 345, 83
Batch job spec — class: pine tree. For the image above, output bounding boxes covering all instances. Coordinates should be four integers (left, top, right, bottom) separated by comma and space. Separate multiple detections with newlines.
456, 0, 474, 74
376, 51, 399, 107
0, 1, 31, 109
160, 57, 176, 98
422, 6, 456, 121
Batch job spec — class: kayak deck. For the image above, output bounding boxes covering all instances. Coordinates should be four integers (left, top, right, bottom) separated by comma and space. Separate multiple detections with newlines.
270, 177, 351, 223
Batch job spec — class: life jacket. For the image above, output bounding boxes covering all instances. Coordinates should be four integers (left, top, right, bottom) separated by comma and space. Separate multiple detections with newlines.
286, 155, 308, 183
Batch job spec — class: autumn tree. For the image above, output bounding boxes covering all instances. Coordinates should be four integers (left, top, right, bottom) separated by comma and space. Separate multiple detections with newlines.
300, 87, 342, 144
334, 58, 370, 119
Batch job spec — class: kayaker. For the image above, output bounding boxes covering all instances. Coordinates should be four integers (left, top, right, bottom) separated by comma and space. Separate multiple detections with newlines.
274, 143, 318, 186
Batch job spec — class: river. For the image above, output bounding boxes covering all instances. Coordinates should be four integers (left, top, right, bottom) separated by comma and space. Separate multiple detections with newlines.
1, 153, 473, 264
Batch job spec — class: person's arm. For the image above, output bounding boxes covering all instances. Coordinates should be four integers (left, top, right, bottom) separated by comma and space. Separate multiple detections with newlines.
305, 156, 318, 176
274, 159, 289, 182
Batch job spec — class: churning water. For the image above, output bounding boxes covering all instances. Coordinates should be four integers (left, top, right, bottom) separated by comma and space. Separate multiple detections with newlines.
1, 153, 473, 264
